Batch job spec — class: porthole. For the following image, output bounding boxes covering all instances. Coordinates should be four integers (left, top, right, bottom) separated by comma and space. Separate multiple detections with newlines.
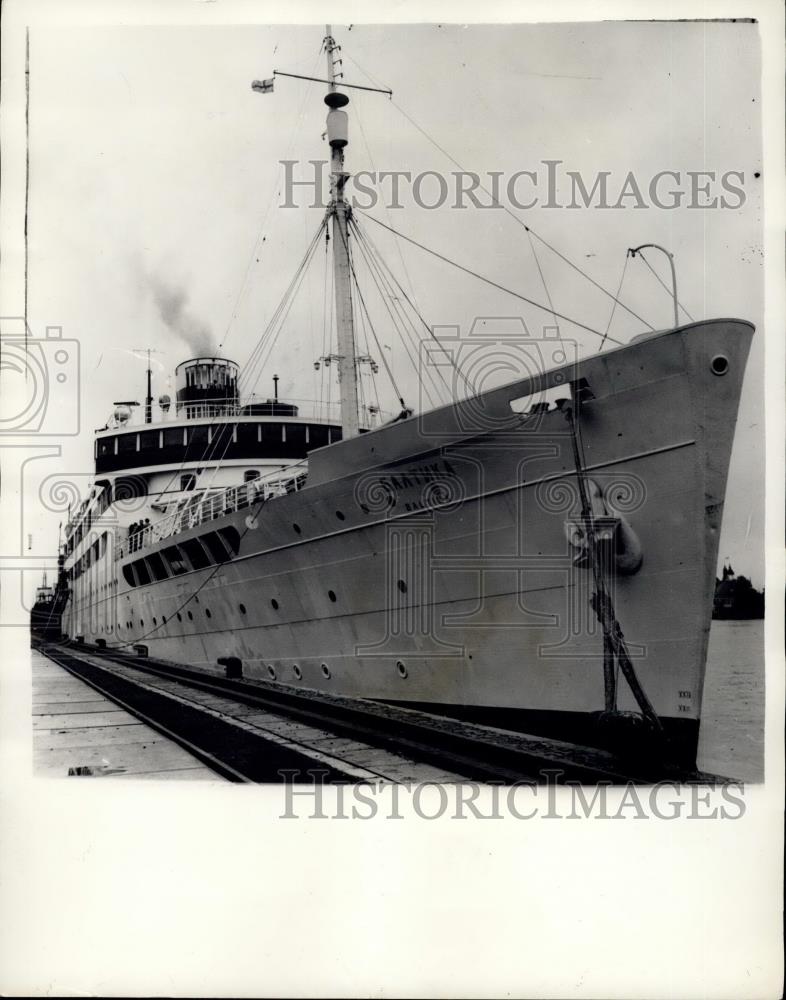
328, 590, 337, 603
267, 664, 276, 680
396, 660, 408, 679
162, 616, 167, 625
293, 523, 301, 535
140, 619, 144, 627
710, 354, 729, 376
205, 608, 212, 619
321, 663, 331, 679
336, 510, 345, 521
271, 599, 279, 610
187, 611, 193, 621
152, 617, 157, 626
292, 664, 302, 680
397, 579, 407, 594
239, 603, 247, 615
177, 613, 182, 622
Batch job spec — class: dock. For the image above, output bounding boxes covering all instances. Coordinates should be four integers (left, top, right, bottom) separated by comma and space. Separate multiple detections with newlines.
32, 642, 729, 784
32, 647, 221, 780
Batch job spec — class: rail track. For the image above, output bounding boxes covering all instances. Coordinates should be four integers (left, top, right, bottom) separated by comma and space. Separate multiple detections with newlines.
33, 640, 725, 784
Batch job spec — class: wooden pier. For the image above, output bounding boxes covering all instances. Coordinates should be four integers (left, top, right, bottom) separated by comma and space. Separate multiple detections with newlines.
32, 648, 220, 780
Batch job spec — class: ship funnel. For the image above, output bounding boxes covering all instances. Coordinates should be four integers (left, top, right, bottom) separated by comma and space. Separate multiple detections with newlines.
175, 356, 239, 417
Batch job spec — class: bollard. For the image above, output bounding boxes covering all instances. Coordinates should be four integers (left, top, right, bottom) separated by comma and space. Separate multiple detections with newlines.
218, 656, 243, 679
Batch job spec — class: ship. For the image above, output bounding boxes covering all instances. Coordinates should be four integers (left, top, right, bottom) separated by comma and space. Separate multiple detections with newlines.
45, 26, 754, 770
30, 569, 66, 642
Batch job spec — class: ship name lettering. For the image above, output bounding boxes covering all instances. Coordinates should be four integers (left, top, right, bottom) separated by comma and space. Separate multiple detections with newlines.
379, 458, 457, 494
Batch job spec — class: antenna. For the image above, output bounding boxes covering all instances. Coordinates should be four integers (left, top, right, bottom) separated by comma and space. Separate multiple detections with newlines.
133, 348, 160, 424
252, 26, 392, 441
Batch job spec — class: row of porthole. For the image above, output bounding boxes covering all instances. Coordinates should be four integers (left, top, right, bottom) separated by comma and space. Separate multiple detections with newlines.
269, 590, 338, 609
117, 604, 233, 629
265, 660, 408, 682
120, 607, 201, 629
119, 602, 249, 630
116, 582, 368, 631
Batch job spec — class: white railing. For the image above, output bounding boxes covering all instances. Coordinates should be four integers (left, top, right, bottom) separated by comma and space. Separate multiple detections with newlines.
115, 465, 309, 561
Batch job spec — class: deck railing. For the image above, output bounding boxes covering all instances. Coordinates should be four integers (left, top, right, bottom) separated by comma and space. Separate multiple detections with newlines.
116, 465, 308, 561
103, 396, 391, 429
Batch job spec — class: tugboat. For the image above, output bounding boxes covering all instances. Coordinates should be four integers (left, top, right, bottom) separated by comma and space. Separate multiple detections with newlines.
30, 569, 66, 642
47, 26, 754, 769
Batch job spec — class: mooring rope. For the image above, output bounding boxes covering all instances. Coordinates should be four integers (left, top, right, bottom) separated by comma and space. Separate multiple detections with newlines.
560, 395, 664, 735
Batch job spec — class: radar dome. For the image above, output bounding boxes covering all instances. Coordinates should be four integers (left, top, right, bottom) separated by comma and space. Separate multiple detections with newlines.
158, 394, 171, 412
113, 405, 131, 424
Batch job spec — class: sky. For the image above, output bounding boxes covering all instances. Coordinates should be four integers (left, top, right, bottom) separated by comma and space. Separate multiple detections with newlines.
6, 19, 765, 588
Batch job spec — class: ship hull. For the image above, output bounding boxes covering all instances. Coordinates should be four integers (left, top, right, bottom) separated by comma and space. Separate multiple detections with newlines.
63, 320, 753, 767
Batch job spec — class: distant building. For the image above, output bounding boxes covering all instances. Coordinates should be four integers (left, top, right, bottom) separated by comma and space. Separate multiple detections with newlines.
713, 562, 765, 620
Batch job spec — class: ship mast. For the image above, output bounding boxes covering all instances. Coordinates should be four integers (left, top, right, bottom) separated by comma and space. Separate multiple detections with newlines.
324, 25, 359, 439
253, 28, 392, 438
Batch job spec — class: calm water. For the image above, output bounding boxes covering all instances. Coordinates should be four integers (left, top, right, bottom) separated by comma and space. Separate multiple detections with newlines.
697, 619, 765, 782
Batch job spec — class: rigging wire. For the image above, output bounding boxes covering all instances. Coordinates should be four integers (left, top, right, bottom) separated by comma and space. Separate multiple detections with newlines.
148, 215, 328, 507
346, 230, 370, 421
636, 249, 695, 323
326, 234, 336, 420
357, 210, 624, 346
525, 227, 562, 339
194, 216, 328, 498
353, 94, 425, 322
352, 217, 450, 406
600, 252, 630, 349
332, 214, 407, 408
347, 232, 384, 419
344, 51, 656, 334
355, 214, 510, 403
363, 232, 474, 401
107, 488, 272, 650
353, 234, 444, 409
218, 43, 325, 353
319, 227, 330, 420
355, 222, 466, 402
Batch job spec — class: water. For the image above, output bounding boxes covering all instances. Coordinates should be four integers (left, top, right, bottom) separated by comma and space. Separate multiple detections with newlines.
697, 619, 765, 782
